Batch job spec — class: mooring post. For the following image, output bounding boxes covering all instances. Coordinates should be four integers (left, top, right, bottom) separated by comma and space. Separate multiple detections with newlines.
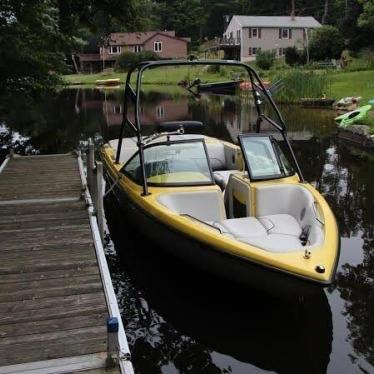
87, 138, 96, 199
96, 161, 104, 241
106, 316, 119, 368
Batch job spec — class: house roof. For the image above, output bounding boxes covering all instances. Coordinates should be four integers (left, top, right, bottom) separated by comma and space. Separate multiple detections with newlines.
109, 31, 190, 45
232, 15, 321, 29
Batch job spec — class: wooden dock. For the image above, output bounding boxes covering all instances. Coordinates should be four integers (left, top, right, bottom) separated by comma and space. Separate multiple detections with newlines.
0, 153, 133, 374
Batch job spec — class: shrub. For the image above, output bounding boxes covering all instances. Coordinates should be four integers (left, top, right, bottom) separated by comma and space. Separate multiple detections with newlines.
114, 50, 159, 71
138, 50, 160, 61
343, 49, 374, 71
285, 47, 306, 66
309, 26, 344, 61
256, 50, 275, 70
207, 64, 220, 73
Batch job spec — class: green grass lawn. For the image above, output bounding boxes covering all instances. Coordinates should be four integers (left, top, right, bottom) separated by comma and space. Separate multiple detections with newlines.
63, 65, 245, 86
63, 72, 126, 85
63, 67, 374, 104
329, 70, 374, 103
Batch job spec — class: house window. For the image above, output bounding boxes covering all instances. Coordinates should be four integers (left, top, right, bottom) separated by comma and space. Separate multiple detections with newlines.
109, 46, 121, 54
249, 47, 261, 56
278, 48, 285, 56
280, 28, 290, 39
134, 45, 142, 53
156, 106, 164, 118
154, 41, 162, 52
249, 27, 261, 39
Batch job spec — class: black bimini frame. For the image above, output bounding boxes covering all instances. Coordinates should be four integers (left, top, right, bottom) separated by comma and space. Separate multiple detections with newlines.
115, 59, 305, 196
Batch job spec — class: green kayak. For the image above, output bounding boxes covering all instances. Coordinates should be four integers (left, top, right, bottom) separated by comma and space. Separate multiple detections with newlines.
335, 105, 372, 127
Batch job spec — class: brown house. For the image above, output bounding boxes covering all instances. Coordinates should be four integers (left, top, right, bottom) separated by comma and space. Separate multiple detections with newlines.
78, 31, 190, 73
103, 97, 190, 127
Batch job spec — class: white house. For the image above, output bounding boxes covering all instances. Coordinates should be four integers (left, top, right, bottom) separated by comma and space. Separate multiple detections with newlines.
222, 15, 321, 61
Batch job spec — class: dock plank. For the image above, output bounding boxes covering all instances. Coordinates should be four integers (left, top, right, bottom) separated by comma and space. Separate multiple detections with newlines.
0, 154, 114, 371
0, 327, 107, 365
0, 265, 100, 284
0, 313, 107, 338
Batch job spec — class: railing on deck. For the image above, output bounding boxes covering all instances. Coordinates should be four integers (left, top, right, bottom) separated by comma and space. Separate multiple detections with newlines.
220, 36, 241, 46
203, 37, 241, 51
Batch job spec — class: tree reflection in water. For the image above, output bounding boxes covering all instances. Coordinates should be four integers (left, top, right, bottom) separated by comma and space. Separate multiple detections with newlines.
0, 123, 37, 162
323, 143, 374, 367
0, 90, 103, 160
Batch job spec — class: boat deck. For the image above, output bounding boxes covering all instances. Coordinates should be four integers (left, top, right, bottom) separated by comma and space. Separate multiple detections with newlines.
0, 154, 132, 374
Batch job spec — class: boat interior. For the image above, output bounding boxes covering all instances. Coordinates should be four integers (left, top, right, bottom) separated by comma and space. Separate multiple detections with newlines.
109, 133, 325, 254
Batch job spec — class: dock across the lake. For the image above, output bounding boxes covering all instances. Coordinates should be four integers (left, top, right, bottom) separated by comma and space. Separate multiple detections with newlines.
0, 153, 133, 374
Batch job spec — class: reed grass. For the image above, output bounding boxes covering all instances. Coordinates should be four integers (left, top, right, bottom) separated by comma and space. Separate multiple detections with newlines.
272, 70, 331, 104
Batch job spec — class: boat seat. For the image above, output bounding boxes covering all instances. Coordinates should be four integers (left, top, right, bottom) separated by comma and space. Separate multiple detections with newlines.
213, 170, 239, 190
204, 141, 241, 190
238, 234, 303, 253
209, 215, 304, 253
157, 190, 226, 222
208, 217, 266, 237
219, 217, 267, 237
205, 142, 226, 171
259, 214, 302, 237
255, 184, 325, 247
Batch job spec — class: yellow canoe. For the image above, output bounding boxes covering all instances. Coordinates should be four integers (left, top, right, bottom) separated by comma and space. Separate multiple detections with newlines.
95, 78, 121, 86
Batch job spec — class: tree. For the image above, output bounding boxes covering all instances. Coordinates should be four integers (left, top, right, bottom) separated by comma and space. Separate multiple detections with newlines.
155, 0, 206, 46
322, 0, 329, 24
358, 0, 374, 34
0, 0, 150, 93
339, 0, 371, 51
0, 0, 68, 94
309, 25, 345, 60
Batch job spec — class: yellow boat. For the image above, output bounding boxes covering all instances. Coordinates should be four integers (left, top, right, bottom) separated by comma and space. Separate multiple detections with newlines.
100, 60, 340, 295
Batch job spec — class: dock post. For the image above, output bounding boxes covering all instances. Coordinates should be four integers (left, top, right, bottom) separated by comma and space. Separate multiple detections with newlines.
87, 138, 95, 197
96, 161, 105, 241
106, 317, 119, 368
9, 148, 14, 158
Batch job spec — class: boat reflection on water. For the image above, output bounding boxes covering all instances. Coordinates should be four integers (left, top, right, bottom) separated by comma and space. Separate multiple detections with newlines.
105, 194, 333, 374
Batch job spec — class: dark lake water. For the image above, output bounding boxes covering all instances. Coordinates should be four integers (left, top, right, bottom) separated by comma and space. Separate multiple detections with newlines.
1, 88, 373, 373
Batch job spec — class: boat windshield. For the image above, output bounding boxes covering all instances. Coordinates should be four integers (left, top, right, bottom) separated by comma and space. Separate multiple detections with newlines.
239, 135, 294, 180
122, 140, 214, 186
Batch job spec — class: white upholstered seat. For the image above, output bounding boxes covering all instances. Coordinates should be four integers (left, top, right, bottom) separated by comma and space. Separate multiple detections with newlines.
259, 214, 302, 237
213, 170, 239, 188
220, 217, 267, 237
209, 215, 304, 252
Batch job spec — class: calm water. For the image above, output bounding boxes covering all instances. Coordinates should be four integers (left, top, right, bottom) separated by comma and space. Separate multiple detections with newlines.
1, 88, 373, 373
